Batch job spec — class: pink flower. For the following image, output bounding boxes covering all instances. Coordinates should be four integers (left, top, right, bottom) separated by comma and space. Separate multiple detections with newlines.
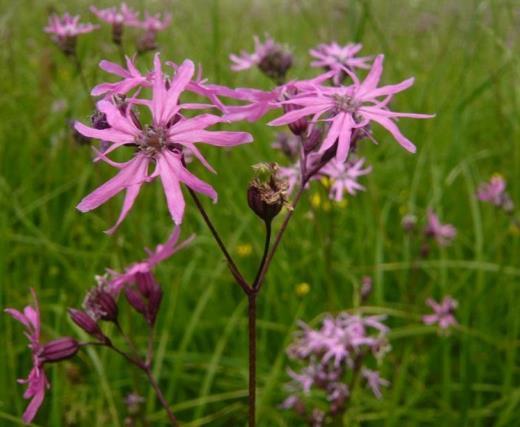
74, 54, 252, 232
91, 56, 150, 97
477, 175, 507, 206
425, 209, 457, 246
5, 290, 49, 424
320, 157, 371, 200
139, 12, 172, 32
44, 13, 98, 39
230, 35, 277, 71
361, 368, 389, 399
269, 55, 434, 162
105, 226, 194, 295
309, 42, 372, 85
90, 3, 140, 26
423, 296, 458, 330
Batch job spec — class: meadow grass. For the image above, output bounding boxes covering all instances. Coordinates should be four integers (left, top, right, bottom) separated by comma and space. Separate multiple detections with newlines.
0, 0, 519, 425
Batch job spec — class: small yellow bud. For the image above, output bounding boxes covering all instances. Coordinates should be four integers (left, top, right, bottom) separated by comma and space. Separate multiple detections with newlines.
236, 243, 253, 257
295, 282, 310, 296
310, 193, 321, 209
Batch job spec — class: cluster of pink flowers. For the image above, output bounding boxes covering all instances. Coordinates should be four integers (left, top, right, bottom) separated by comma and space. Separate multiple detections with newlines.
282, 313, 390, 425
422, 296, 458, 331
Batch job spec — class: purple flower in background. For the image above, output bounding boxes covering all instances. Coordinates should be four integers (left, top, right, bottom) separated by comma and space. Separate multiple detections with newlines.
320, 157, 372, 200
4, 290, 49, 424
310, 42, 371, 84
477, 175, 506, 205
230, 35, 292, 82
90, 3, 140, 26
425, 209, 456, 246
477, 175, 514, 212
91, 56, 149, 97
361, 368, 389, 399
74, 54, 252, 232
106, 226, 194, 295
423, 296, 458, 330
230, 35, 278, 71
270, 55, 434, 162
272, 132, 300, 159
44, 13, 98, 54
139, 12, 172, 32
44, 13, 98, 38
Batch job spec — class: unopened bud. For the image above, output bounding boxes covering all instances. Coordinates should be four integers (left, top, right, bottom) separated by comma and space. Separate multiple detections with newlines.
125, 286, 147, 316
401, 214, 417, 233
137, 31, 158, 54
258, 46, 293, 83
283, 103, 308, 136
91, 111, 110, 130
247, 163, 288, 223
68, 309, 109, 343
147, 285, 163, 326
303, 128, 322, 153
136, 272, 157, 297
112, 22, 123, 45
84, 287, 118, 322
360, 276, 372, 302
41, 337, 80, 363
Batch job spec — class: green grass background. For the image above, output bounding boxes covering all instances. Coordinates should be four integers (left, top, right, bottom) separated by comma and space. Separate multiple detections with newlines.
0, 0, 519, 425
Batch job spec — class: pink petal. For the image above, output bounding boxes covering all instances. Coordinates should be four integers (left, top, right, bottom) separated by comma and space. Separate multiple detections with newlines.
77, 155, 149, 212
358, 54, 384, 97
97, 100, 140, 136
99, 59, 130, 78
269, 104, 327, 126
157, 153, 186, 224
364, 113, 417, 153
74, 122, 134, 145
174, 130, 253, 147
362, 77, 415, 100
105, 157, 150, 235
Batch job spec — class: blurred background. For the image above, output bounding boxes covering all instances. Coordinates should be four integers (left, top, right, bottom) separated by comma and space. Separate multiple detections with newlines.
0, 0, 519, 425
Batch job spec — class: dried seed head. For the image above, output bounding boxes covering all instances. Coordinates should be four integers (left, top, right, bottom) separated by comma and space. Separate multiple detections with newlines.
247, 163, 289, 223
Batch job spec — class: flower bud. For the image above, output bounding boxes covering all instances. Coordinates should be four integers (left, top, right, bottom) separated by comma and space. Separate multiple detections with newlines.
112, 22, 123, 45
137, 31, 158, 54
258, 46, 293, 83
147, 285, 163, 326
84, 287, 118, 323
360, 276, 372, 302
41, 337, 80, 363
282, 103, 308, 136
136, 272, 157, 297
91, 111, 110, 130
247, 163, 288, 223
68, 309, 109, 344
125, 287, 147, 316
303, 128, 322, 153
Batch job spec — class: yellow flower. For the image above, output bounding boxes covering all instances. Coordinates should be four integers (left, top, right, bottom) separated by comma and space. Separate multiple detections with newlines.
322, 200, 331, 212
236, 243, 253, 257
320, 177, 331, 189
310, 193, 321, 209
335, 199, 348, 209
295, 282, 310, 296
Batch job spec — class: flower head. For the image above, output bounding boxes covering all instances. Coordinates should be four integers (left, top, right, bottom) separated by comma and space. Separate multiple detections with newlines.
90, 4, 140, 26
270, 55, 434, 162
423, 296, 458, 330
361, 368, 389, 399
320, 157, 372, 201
230, 35, 292, 82
44, 13, 98, 54
424, 209, 456, 246
477, 175, 514, 212
5, 290, 48, 423
74, 54, 252, 232
310, 42, 371, 85
139, 12, 172, 32
106, 226, 194, 295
